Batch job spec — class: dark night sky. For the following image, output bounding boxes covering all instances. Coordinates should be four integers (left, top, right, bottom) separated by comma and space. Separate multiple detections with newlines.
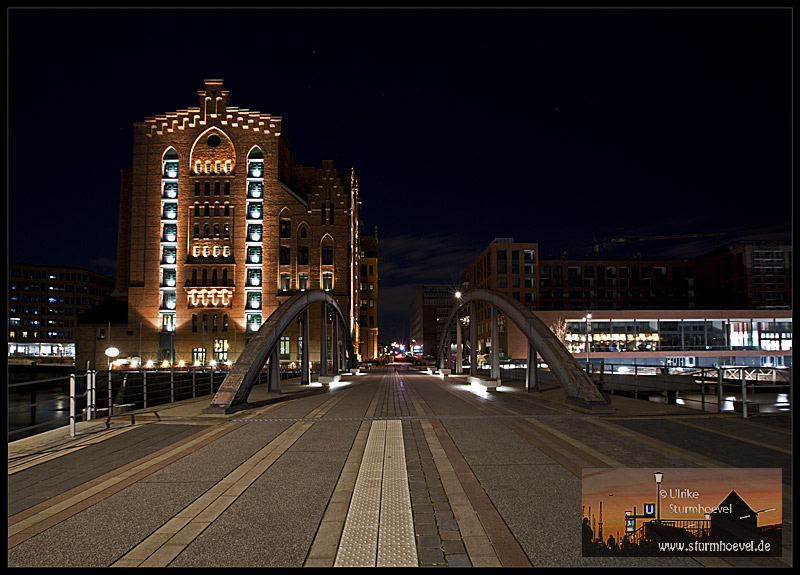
7, 8, 792, 344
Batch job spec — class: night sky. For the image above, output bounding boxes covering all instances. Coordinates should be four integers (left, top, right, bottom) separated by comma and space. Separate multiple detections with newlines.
7, 8, 792, 344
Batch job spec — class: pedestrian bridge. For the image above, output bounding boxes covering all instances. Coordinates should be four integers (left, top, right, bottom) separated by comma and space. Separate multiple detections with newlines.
436, 289, 613, 412
204, 290, 358, 414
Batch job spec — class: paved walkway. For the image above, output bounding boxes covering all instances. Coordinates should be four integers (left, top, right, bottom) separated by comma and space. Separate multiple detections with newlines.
7, 366, 792, 567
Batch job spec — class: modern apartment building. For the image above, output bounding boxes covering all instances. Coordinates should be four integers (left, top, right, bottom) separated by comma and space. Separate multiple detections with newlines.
538, 257, 698, 311
9, 263, 115, 361
460, 238, 539, 359
76, 79, 363, 370
454, 238, 792, 367
694, 240, 792, 309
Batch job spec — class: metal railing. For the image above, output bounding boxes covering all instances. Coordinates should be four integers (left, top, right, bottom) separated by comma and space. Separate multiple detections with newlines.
8, 361, 340, 442
9, 367, 234, 441
470, 361, 791, 418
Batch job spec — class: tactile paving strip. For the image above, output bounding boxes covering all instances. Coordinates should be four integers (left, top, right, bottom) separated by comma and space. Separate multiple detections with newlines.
335, 420, 417, 567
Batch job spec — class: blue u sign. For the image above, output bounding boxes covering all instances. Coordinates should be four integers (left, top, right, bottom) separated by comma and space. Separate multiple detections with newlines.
644, 503, 655, 517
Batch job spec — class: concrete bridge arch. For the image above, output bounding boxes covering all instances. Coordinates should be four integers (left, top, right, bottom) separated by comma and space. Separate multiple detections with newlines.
436, 289, 612, 411
204, 290, 357, 414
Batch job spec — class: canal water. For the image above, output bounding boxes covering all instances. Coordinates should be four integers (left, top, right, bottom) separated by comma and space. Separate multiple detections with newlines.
8, 384, 74, 441
648, 389, 790, 414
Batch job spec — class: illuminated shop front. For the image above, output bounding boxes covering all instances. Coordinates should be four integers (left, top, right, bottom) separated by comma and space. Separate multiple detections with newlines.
8, 343, 75, 357
563, 317, 791, 353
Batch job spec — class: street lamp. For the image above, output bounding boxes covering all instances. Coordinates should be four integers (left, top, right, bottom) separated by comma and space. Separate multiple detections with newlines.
105, 346, 120, 370
455, 290, 462, 299
585, 313, 592, 369
654, 471, 663, 523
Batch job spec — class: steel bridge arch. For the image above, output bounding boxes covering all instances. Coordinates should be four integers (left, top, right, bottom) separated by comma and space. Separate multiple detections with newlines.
436, 289, 612, 410
204, 290, 357, 414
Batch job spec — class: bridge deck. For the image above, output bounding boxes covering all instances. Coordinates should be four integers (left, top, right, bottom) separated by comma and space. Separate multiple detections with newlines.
8, 366, 792, 567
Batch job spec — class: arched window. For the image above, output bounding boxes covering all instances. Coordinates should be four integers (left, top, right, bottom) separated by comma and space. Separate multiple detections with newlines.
194, 204, 200, 216
224, 224, 230, 239
214, 224, 220, 238
212, 269, 218, 285
204, 225, 210, 238
300, 226, 307, 238
163, 148, 179, 178
192, 269, 198, 284
202, 269, 208, 285
205, 204, 210, 216
215, 203, 220, 216
222, 269, 228, 285
194, 225, 200, 238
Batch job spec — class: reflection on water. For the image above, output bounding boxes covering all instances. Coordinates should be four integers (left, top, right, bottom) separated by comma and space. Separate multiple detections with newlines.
649, 390, 790, 414
8, 385, 73, 441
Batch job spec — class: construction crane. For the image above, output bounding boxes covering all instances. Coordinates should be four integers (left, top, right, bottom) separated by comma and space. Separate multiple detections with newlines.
592, 232, 727, 254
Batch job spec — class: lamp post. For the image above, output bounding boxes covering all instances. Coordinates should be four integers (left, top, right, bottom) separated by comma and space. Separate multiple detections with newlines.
654, 471, 663, 523
105, 346, 120, 370
105, 347, 119, 416
585, 313, 592, 369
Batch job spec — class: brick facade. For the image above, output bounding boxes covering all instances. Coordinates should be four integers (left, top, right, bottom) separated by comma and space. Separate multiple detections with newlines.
77, 79, 361, 369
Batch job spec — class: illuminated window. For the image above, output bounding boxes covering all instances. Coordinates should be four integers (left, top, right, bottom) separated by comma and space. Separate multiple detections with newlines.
280, 336, 290, 359
247, 246, 261, 264
192, 347, 206, 363
162, 269, 176, 287
247, 224, 262, 241
248, 182, 262, 198
247, 314, 261, 332
247, 292, 261, 309
322, 272, 333, 291
214, 338, 228, 361
299, 273, 309, 291
163, 160, 178, 178
162, 246, 177, 264
163, 182, 178, 198
163, 224, 177, 242
280, 273, 291, 291
247, 269, 262, 286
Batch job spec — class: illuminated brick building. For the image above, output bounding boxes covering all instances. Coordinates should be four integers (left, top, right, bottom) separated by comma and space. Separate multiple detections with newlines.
78, 79, 362, 369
